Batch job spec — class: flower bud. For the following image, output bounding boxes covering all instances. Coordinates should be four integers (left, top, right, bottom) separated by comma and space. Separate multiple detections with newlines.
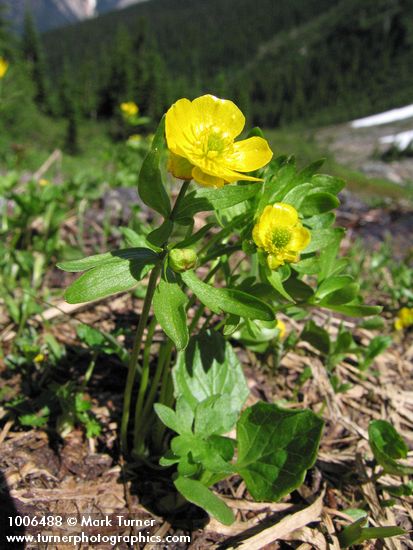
169, 248, 198, 272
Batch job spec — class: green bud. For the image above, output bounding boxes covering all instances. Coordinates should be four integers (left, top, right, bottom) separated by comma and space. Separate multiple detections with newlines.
169, 248, 198, 272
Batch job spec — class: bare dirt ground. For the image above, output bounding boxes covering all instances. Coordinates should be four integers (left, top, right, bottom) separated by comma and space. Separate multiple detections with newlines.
317, 118, 413, 185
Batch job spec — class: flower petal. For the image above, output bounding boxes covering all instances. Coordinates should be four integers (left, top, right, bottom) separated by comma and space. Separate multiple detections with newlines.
223, 137, 273, 172
165, 98, 197, 156
288, 225, 311, 251
192, 166, 225, 188
168, 152, 194, 180
192, 95, 245, 139
194, 157, 262, 183
271, 203, 299, 227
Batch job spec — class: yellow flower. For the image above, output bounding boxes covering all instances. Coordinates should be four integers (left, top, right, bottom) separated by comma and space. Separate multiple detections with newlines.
253, 203, 311, 269
165, 94, 273, 188
38, 178, 49, 186
0, 57, 9, 79
276, 319, 287, 339
120, 101, 139, 117
394, 307, 413, 331
34, 353, 45, 364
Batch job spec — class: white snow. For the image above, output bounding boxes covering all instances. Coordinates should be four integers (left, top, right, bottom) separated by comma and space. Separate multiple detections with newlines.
351, 104, 413, 128
380, 130, 413, 150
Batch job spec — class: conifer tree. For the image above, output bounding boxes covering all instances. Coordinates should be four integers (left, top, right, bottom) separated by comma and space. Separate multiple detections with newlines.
21, 10, 49, 111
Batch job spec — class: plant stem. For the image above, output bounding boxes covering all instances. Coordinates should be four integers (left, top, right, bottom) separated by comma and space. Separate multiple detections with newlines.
170, 180, 190, 222
120, 262, 161, 454
133, 339, 173, 454
132, 315, 157, 444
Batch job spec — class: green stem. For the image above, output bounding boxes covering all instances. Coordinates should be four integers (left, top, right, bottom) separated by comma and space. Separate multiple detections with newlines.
170, 180, 190, 222
120, 262, 161, 454
134, 339, 173, 454
82, 350, 98, 388
132, 315, 157, 444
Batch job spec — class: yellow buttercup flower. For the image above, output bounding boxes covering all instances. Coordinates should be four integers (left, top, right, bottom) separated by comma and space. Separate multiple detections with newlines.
34, 353, 45, 364
276, 319, 287, 339
120, 101, 139, 117
253, 203, 311, 269
394, 307, 413, 331
0, 57, 9, 79
165, 94, 273, 188
38, 178, 49, 186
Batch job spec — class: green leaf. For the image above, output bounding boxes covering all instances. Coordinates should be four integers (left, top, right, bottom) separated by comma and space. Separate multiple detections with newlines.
58, 247, 157, 272
368, 420, 413, 475
173, 331, 249, 415
325, 303, 382, 317
154, 403, 180, 433
64, 251, 157, 303
316, 276, 354, 300
311, 174, 345, 195
153, 278, 189, 350
318, 283, 359, 306
301, 192, 339, 217
147, 220, 173, 248
266, 270, 295, 302
138, 116, 171, 218
283, 278, 314, 302
194, 395, 238, 437
338, 517, 405, 547
282, 183, 313, 209
301, 320, 331, 354
181, 271, 274, 321
174, 477, 235, 525
176, 182, 261, 221
305, 228, 345, 254
296, 159, 325, 183
175, 223, 215, 249
236, 402, 324, 501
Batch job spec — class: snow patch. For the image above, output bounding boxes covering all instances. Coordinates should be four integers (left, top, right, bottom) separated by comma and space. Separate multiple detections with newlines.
380, 130, 413, 150
351, 104, 413, 128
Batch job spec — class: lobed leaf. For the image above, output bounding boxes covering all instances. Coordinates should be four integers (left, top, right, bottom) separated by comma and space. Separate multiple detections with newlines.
236, 402, 324, 501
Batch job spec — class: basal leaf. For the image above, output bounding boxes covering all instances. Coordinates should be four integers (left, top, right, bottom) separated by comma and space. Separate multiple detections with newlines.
338, 517, 405, 547
236, 402, 324, 501
174, 477, 235, 525
173, 331, 249, 415
368, 420, 413, 476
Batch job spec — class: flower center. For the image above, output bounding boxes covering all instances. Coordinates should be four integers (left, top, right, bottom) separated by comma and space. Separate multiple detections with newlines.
205, 132, 225, 159
271, 227, 291, 249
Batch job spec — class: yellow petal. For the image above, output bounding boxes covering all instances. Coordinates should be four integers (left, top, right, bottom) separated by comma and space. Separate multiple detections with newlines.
289, 225, 311, 252
168, 152, 194, 180
267, 254, 284, 269
192, 94, 245, 139
192, 166, 225, 188
165, 98, 197, 156
271, 203, 299, 227
223, 137, 273, 172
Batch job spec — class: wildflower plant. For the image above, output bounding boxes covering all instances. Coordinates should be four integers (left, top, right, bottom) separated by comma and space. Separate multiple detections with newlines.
58, 94, 381, 524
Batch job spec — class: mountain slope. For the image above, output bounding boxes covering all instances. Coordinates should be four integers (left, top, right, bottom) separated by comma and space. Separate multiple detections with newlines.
1, 0, 149, 32
38, 0, 413, 128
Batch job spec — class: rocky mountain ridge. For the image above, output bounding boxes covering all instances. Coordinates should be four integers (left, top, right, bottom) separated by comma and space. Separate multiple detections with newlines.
1, 0, 148, 32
